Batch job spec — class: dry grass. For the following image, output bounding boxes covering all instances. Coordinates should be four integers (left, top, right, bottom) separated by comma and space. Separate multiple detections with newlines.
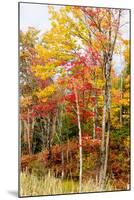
82, 177, 115, 192
20, 172, 115, 197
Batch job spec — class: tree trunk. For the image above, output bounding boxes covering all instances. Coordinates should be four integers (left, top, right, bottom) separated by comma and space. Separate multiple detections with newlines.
120, 73, 123, 126
103, 76, 111, 186
93, 72, 98, 139
93, 94, 98, 139
51, 114, 57, 143
61, 151, 64, 179
58, 107, 65, 179
99, 60, 112, 188
31, 118, 35, 153
44, 119, 48, 148
93, 106, 96, 139
74, 85, 82, 193
47, 116, 51, 160
99, 84, 107, 187
24, 108, 32, 155
99, 9, 121, 188
67, 139, 69, 163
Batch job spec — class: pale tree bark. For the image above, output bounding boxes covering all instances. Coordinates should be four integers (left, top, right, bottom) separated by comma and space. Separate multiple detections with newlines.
58, 106, 65, 179
99, 84, 107, 187
27, 108, 32, 155
103, 79, 111, 181
99, 9, 121, 188
74, 84, 82, 193
93, 72, 98, 139
100, 73, 112, 188
61, 151, 64, 179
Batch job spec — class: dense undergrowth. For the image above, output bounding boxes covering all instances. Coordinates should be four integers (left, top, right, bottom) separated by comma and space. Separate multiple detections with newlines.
21, 127, 130, 194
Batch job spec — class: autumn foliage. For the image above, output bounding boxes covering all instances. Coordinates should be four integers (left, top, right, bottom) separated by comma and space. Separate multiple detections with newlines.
19, 4, 130, 195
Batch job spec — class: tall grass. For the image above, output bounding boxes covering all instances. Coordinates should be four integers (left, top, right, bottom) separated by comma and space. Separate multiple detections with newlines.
20, 172, 115, 197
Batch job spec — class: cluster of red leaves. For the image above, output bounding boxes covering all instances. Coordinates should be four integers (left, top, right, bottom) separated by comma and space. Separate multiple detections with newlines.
65, 93, 76, 102
81, 109, 95, 121
20, 100, 57, 121
81, 138, 101, 152
80, 82, 92, 92
95, 127, 102, 133
31, 101, 57, 118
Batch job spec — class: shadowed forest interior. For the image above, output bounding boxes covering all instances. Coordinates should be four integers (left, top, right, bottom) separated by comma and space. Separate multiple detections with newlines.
19, 3, 130, 197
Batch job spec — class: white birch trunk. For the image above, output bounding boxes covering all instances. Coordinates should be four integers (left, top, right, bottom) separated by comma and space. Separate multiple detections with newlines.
74, 85, 82, 193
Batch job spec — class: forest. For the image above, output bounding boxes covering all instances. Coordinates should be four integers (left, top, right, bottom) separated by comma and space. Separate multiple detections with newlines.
19, 5, 130, 197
